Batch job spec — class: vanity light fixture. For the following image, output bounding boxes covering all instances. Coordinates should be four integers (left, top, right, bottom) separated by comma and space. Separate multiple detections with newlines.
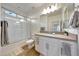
41, 4, 58, 15
41, 8, 47, 14
46, 7, 51, 13
50, 5, 58, 12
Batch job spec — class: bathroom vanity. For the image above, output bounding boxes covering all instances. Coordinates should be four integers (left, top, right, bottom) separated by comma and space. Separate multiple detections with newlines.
34, 33, 78, 56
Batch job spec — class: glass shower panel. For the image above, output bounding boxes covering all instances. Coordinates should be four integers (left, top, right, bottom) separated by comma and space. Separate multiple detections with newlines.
5, 16, 27, 44
1, 8, 31, 45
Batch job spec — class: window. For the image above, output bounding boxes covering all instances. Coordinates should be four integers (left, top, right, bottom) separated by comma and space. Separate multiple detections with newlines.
52, 21, 61, 32
4, 8, 25, 20
5, 10, 16, 17
4, 9, 25, 22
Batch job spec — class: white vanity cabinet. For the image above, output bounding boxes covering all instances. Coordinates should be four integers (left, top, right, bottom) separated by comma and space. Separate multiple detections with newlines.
35, 36, 61, 56
35, 35, 77, 56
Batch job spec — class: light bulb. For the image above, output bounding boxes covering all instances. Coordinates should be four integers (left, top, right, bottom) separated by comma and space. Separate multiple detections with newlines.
41, 9, 47, 14
47, 7, 51, 13
50, 5, 58, 12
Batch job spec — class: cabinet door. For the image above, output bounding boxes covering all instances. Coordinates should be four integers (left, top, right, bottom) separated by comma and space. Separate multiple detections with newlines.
47, 38, 61, 56
35, 36, 40, 52
60, 40, 77, 56
61, 42, 71, 56
39, 37, 61, 56
39, 37, 47, 55
71, 42, 77, 56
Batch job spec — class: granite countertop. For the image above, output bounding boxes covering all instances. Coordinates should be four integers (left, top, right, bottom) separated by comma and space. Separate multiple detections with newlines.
35, 33, 77, 42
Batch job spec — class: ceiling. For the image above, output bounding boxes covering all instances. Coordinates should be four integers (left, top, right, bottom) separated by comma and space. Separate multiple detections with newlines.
1, 3, 52, 18
1, 3, 74, 18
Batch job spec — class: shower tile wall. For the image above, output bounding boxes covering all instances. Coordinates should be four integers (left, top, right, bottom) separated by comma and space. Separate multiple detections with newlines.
6, 17, 30, 44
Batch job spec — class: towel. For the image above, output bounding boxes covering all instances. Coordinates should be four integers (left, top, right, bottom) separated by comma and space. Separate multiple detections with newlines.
1, 21, 9, 46
69, 11, 79, 28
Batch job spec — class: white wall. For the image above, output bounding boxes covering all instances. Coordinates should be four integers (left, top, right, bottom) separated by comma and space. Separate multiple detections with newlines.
24, 17, 31, 39
31, 18, 40, 34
